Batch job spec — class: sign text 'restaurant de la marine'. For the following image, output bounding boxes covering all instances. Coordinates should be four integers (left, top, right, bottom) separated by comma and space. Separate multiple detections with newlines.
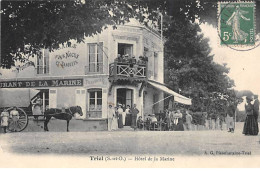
0, 79, 83, 88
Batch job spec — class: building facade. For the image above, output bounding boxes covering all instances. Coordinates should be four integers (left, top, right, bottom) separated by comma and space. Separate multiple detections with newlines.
0, 21, 191, 130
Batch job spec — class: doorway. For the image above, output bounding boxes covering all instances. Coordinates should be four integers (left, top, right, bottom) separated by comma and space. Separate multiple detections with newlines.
117, 88, 133, 108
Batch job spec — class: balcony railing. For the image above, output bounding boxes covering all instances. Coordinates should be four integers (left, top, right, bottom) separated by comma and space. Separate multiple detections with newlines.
109, 62, 147, 81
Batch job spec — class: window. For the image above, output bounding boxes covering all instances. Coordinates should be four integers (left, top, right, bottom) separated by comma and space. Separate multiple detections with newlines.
118, 43, 133, 57
88, 89, 102, 118
154, 52, 158, 79
87, 43, 103, 73
37, 49, 49, 74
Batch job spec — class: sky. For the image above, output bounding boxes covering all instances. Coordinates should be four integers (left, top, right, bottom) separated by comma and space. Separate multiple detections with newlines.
200, 23, 260, 96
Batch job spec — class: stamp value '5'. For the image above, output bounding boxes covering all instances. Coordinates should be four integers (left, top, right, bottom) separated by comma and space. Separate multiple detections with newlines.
218, 1, 255, 46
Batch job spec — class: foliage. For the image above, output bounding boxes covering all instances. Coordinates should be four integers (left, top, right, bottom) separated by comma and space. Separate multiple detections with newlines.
2, 0, 259, 69
163, 18, 238, 113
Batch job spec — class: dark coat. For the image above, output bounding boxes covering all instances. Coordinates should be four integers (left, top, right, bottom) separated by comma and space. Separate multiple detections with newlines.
130, 108, 139, 116
227, 104, 236, 117
253, 99, 259, 112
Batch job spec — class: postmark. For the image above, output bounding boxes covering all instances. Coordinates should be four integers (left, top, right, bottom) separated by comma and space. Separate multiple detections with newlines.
218, 1, 258, 50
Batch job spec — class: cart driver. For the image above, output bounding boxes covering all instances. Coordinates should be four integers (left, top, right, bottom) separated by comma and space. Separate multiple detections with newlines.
31, 95, 43, 115
31, 95, 43, 107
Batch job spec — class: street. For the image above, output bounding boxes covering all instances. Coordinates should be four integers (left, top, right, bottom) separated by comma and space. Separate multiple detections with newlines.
1, 123, 260, 155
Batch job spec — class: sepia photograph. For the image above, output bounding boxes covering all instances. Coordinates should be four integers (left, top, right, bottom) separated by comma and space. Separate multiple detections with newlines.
0, 0, 260, 168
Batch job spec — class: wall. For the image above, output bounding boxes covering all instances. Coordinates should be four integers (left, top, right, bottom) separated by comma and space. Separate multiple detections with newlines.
50, 42, 86, 76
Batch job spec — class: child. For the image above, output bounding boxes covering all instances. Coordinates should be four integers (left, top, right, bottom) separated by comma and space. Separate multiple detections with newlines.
1, 109, 9, 133
137, 116, 144, 129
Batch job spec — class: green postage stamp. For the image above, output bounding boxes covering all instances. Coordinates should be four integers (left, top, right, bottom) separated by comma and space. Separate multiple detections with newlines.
218, 1, 255, 46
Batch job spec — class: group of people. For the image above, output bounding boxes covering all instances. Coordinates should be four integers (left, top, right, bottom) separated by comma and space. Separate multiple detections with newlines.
115, 54, 148, 66
0, 107, 20, 133
162, 109, 193, 131
107, 103, 139, 131
134, 109, 191, 131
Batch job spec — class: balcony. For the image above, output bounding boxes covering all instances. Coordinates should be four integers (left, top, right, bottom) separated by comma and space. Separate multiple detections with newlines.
109, 61, 147, 82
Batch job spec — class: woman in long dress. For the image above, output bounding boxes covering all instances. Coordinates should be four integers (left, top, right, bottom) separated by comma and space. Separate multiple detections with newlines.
243, 97, 259, 135
125, 105, 131, 126
117, 105, 124, 128
226, 5, 250, 42
107, 105, 114, 131
174, 110, 184, 131
111, 107, 118, 131
1, 109, 9, 133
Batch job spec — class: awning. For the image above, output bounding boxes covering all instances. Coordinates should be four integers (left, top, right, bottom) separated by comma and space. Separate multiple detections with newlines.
148, 81, 192, 105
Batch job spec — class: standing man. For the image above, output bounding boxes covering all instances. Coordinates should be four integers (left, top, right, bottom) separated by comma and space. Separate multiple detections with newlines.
226, 101, 236, 133
130, 104, 139, 130
253, 95, 259, 121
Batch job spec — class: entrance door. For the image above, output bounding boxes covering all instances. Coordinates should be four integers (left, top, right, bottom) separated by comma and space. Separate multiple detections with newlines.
117, 88, 133, 107
75, 89, 86, 118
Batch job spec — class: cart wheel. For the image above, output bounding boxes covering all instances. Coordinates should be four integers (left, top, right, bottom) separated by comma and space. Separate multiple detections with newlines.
7, 107, 28, 132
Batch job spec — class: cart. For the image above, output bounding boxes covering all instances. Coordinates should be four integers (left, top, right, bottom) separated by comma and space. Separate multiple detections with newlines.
0, 89, 44, 132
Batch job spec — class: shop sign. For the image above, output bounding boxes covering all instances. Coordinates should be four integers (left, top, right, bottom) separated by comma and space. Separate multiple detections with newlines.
0, 79, 83, 88
85, 78, 108, 86
55, 51, 79, 68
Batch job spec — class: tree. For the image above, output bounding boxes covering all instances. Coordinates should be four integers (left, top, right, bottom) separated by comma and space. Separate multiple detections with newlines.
164, 18, 236, 113
2, 0, 259, 69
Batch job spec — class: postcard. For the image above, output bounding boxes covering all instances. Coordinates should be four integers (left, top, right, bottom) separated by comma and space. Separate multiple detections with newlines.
0, 0, 260, 168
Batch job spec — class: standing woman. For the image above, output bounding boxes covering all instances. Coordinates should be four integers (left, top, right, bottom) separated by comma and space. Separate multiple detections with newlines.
175, 110, 184, 131
111, 107, 118, 131
122, 104, 126, 126
125, 105, 131, 126
117, 104, 124, 128
1, 109, 9, 133
243, 96, 259, 135
107, 105, 114, 131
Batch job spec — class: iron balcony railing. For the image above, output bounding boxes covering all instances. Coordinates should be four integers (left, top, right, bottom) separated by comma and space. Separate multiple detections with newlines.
109, 62, 147, 79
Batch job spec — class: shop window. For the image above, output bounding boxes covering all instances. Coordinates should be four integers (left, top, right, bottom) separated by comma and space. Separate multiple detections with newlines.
118, 43, 133, 57
87, 43, 103, 73
88, 89, 102, 118
36, 49, 49, 74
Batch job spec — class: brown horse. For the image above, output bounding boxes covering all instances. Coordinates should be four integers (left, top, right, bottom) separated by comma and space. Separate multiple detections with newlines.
44, 106, 83, 132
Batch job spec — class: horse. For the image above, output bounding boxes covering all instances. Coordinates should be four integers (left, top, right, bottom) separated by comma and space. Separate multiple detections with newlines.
44, 106, 83, 132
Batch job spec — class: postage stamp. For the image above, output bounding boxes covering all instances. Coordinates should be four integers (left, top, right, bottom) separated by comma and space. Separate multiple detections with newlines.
218, 1, 255, 46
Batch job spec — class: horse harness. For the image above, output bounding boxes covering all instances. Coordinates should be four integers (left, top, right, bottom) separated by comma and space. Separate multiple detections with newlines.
46, 107, 75, 117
